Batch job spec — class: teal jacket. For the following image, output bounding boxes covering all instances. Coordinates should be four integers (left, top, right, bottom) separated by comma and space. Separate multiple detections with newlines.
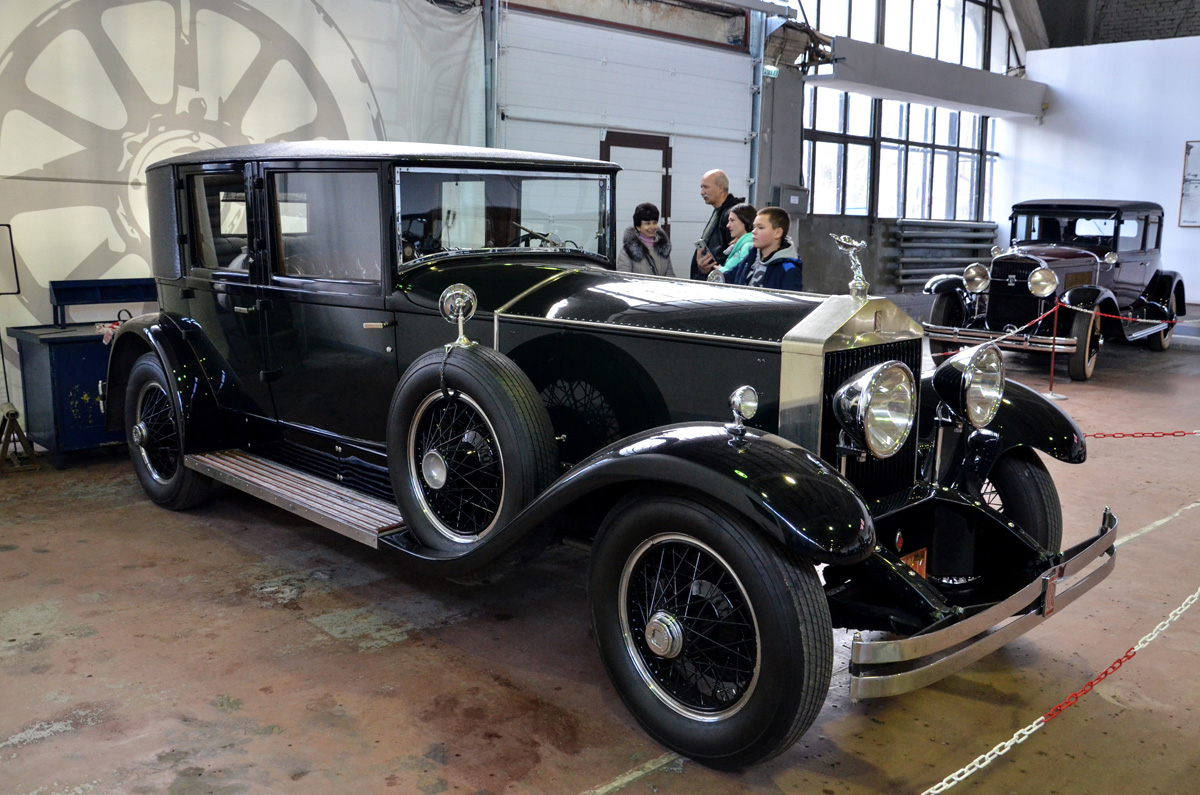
720, 233, 754, 274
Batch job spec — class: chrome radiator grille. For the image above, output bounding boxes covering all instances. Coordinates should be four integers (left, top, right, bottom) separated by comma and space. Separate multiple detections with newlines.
820, 339, 922, 502
986, 258, 1041, 329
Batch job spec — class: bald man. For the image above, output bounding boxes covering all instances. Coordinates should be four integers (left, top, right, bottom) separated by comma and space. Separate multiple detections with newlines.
690, 169, 745, 280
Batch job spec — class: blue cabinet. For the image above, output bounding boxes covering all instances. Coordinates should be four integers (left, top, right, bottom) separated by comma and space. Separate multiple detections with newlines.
6, 278, 156, 468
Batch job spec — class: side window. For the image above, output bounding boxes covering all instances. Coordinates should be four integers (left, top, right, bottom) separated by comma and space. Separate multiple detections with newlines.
272, 171, 382, 282
1144, 216, 1161, 250
189, 173, 248, 270
1117, 217, 1144, 251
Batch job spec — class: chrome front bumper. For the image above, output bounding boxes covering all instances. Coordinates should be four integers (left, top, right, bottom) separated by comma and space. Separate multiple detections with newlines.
849, 507, 1118, 700
923, 322, 1077, 354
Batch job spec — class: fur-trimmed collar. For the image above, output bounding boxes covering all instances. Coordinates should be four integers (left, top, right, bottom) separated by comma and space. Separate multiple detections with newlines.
622, 227, 672, 261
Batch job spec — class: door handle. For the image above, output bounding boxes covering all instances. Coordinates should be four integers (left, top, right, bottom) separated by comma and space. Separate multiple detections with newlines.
362, 321, 395, 329
233, 305, 257, 314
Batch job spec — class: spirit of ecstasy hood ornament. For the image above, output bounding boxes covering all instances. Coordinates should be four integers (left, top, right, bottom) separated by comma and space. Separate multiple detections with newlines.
830, 233, 869, 300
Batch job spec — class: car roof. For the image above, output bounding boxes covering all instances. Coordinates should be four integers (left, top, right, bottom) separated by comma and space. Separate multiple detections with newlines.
148, 140, 619, 174
1012, 199, 1163, 215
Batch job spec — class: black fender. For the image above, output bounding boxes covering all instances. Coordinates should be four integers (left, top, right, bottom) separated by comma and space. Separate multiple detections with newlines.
104, 313, 237, 452
380, 422, 876, 574
1061, 284, 1120, 337
1146, 270, 1186, 315
945, 379, 1085, 490
1062, 284, 1118, 312
923, 273, 966, 296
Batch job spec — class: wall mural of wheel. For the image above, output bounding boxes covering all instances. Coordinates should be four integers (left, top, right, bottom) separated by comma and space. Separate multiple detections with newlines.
0, 0, 385, 405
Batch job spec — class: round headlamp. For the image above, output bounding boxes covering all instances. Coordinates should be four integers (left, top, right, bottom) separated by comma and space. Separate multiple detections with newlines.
963, 263, 990, 294
1027, 267, 1058, 298
833, 362, 916, 459
932, 343, 1005, 429
729, 385, 758, 421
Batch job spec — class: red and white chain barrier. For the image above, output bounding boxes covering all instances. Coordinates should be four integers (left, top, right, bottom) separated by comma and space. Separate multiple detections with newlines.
1056, 301, 1200, 326
1085, 430, 1200, 438
919, 583, 1200, 794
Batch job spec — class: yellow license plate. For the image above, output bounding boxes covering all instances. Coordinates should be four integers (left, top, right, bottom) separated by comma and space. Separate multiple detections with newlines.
901, 548, 927, 578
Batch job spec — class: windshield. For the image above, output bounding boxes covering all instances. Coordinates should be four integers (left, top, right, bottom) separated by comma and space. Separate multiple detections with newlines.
395, 168, 612, 265
1012, 212, 1118, 248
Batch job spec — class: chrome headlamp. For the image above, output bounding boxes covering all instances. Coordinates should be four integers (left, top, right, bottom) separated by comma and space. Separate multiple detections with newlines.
1027, 267, 1058, 298
833, 362, 916, 459
963, 263, 990, 294
729, 385, 758, 422
932, 343, 1005, 429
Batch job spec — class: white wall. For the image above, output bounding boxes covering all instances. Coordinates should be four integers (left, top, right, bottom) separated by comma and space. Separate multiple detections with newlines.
993, 35, 1200, 290
498, 9, 753, 252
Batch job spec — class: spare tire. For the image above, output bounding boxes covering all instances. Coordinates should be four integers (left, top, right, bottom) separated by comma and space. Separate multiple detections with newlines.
387, 344, 558, 553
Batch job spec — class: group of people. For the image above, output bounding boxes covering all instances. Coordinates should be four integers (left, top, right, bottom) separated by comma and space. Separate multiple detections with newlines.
613, 169, 802, 292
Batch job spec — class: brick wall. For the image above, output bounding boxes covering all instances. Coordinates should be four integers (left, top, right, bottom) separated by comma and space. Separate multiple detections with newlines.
1094, 0, 1200, 43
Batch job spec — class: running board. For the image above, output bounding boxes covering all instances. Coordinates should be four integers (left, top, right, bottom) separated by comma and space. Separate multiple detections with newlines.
186, 450, 404, 548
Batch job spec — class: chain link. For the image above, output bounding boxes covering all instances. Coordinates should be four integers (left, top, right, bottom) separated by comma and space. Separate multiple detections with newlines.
920, 582, 1200, 794
1057, 301, 1200, 325
1086, 430, 1200, 438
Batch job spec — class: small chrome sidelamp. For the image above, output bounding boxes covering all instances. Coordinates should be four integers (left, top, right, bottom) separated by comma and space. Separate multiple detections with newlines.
439, 283, 478, 347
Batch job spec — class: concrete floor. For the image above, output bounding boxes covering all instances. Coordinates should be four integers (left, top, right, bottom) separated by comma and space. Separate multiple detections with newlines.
2, 340, 1199, 795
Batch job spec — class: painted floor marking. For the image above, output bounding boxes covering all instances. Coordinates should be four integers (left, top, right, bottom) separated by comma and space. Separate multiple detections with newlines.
579, 752, 681, 795
1115, 499, 1200, 548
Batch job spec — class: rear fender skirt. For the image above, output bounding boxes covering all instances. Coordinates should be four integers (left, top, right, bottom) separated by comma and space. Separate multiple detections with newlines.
942, 380, 1085, 490
381, 423, 876, 572
104, 313, 233, 452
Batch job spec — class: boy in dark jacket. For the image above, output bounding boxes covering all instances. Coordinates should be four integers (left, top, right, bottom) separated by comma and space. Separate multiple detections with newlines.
729, 207, 803, 291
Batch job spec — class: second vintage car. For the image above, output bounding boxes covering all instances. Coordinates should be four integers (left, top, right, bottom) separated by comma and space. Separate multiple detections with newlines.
923, 199, 1186, 379
102, 142, 1117, 769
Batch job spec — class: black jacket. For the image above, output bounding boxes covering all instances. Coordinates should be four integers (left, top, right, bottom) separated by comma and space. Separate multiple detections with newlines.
689, 193, 744, 280
729, 240, 803, 292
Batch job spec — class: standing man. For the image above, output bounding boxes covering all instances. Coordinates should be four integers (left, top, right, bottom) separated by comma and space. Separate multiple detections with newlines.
690, 169, 745, 280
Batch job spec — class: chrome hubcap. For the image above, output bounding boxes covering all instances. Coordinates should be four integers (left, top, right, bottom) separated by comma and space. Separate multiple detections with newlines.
644, 610, 685, 659
131, 421, 148, 447
421, 450, 448, 490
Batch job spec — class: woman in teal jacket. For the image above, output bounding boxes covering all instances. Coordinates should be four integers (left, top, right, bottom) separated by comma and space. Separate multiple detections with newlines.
712, 203, 756, 281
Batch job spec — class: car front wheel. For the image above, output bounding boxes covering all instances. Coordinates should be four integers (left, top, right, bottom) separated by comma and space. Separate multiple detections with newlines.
124, 353, 211, 510
980, 451, 1063, 553
1068, 307, 1100, 381
927, 292, 969, 359
589, 492, 832, 770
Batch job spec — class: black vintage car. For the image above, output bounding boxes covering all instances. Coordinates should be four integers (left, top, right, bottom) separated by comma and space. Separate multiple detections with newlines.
924, 199, 1187, 380
102, 142, 1116, 769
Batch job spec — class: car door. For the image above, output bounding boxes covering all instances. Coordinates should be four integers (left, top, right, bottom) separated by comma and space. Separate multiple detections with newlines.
1112, 212, 1153, 309
255, 163, 399, 445
179, 165, 276, 418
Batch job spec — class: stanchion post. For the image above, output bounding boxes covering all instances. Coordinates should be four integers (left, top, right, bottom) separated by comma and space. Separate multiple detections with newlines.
1044, 302, 1067, 401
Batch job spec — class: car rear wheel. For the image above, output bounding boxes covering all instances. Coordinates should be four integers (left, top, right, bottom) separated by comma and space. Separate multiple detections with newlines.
1147, 293, 1177, 352
589, 492, 832, 770
387, 344, 558, 554
125, 353, 211, 510
1068, 307, 1100, 381
980, 452, 1063, 553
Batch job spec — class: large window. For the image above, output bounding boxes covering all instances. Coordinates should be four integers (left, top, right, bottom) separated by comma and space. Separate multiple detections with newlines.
797, 0, 1013, 220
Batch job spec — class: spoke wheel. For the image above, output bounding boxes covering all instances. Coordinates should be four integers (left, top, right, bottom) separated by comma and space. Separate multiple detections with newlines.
408, 391, 505, 543
124, 353, 210, 510
133, 380, 182, 485
388, 344, 557, 555
590, 492, 832, 770
621, 534, 760, 720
